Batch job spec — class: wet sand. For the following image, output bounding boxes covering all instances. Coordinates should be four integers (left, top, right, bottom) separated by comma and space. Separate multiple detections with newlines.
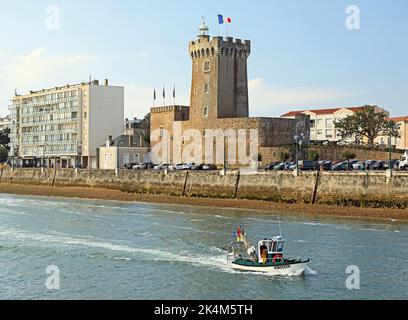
0, 183, 407, 222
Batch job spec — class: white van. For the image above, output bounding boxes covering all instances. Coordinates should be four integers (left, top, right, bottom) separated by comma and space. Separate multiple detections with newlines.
399, 151, 408, 171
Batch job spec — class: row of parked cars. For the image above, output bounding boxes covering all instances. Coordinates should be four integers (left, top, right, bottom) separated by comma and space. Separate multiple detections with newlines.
123, 162, 218, 171
264, 159, 404, 172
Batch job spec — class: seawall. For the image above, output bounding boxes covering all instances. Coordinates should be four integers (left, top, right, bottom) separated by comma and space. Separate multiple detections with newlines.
1, 168, 408, 209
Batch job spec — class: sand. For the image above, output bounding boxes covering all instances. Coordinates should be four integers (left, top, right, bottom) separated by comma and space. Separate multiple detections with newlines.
0, 183, 407, 222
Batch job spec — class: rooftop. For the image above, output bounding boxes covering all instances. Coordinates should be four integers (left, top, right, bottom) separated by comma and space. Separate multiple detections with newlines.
281, 106, 367, 117
13, 79, 112, 98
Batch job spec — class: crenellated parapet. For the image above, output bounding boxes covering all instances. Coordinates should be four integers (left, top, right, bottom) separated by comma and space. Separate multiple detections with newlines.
189, 36, 251, 60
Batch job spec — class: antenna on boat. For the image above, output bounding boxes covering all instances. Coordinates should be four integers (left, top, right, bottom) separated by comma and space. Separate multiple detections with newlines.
278, 216, 282, 237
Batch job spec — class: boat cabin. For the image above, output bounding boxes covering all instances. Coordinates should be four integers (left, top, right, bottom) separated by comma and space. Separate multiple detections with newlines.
258, 236, 285, 263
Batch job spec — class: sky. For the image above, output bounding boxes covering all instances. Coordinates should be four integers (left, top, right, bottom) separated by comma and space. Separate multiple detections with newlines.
0, 0, 407, 119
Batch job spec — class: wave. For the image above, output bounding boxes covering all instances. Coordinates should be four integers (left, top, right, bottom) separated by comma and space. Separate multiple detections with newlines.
304, 266, 318, 275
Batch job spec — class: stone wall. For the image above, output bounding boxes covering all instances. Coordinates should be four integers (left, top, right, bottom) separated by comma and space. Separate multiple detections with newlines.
1, 168, 408, 209
260, 145, 404, 164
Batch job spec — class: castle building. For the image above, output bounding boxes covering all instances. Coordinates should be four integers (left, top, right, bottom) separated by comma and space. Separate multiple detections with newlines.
150, 21, 309, 165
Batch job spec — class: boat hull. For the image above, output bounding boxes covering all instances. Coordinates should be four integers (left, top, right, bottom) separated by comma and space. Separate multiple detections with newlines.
231, 260, 309, 276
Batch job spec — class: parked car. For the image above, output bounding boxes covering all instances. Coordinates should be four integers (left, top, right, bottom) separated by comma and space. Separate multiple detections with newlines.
399, 151, 408, 171
352, 161, 365, 171
331, 161, 349, 171
172, 163, 190, 171
133, 162, 154, 170
318, 160, 333, 171
202, 164, 218, 171
298, 160, 318, 171
190, 163, 204, 170
369, 160, 386, 171
364, 160, 376, 170
273, 162, 286, 170
264, 162, 279, 171
153, 163, 171, 171
384, 160, 400, 170
285, 162, 297, 170
124, 162, 138, 170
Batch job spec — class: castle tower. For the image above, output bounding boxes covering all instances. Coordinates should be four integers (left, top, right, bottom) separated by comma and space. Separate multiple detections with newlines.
189, 20, 251, 122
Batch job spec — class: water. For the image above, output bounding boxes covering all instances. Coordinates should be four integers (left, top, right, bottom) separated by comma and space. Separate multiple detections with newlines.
0, 193, 407, 300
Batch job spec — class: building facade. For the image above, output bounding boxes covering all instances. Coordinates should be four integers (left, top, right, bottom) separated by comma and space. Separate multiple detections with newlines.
9, 79, 124, 168
0, 115, 11, 131
282, 106, 389, 143
375, 116, 408, 150
150, 21, 310, 166
98, 135, 150, 170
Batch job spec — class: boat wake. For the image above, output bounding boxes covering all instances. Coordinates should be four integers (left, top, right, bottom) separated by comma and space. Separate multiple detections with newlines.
0, 227, 317, 277
304, 266, 318, 275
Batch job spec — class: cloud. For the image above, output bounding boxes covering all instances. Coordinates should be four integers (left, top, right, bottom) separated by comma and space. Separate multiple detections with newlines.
0, 47, 97, 115
248, 78, 363, 117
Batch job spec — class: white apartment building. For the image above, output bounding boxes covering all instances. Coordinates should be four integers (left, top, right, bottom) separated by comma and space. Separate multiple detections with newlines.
9, 79, 124, 168
0, 115, 12, 131
282, 106, 389, 143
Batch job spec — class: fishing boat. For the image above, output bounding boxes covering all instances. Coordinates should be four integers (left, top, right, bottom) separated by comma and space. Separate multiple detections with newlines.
227, 230, 310, 276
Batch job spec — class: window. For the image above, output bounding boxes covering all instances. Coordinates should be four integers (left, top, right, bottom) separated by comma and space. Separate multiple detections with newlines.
123, 153, 130, 165
326, 129, 333, 138
203, 106, 208, 118
204, 83, 209, 94
310, 120, 316, 128
326, 118, 333, 128
160, 127, 164, 137
317, 119, 323, 126
317, 129, 323, 135
105, 153, 112, 167
84, 112, 87, 118
204, 61, 210, 72
134, 154, 140, 163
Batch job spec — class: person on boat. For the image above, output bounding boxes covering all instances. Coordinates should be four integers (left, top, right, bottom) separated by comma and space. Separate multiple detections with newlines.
236, 226, 242, 242
259, 242, 268, 264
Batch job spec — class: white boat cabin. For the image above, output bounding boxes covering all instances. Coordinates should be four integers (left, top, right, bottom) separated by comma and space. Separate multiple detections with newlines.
258, 236, 285, 263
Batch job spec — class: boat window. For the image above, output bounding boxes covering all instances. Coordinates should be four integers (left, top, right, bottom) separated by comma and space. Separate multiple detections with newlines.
277, 242, 284, 252
272, 242, 277, 252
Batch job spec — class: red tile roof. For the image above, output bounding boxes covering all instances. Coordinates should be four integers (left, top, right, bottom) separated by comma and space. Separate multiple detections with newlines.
281, 110, 305, 117
387, 116, 408, 122
281, 106, 368, 117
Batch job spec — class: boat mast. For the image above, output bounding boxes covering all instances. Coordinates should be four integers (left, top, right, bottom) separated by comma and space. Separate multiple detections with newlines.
278, 216, 282, 237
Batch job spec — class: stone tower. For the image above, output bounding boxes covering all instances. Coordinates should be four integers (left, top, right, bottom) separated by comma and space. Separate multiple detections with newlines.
189, 20, 251, 123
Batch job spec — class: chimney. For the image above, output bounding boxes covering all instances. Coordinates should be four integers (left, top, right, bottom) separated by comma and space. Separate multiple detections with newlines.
104, 79, 109, 86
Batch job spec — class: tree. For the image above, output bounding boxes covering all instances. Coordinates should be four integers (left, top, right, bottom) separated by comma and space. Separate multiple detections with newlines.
383, 120, 401, 144
0, 128, 10, 149
308, 150, 320, 161
279, 152, 290, 162
0, 146, 8, 163
139, 113, 151, 144
341, 151, 356, 161
139, 113, 150, 129
335, 106, 399, 148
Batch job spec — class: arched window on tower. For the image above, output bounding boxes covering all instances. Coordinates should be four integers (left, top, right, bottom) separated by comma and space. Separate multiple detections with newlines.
203, 106, 208, 118
204, 61, 210, 72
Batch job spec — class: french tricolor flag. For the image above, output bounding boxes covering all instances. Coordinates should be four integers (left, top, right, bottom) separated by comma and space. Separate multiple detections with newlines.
218, 14, 232, 24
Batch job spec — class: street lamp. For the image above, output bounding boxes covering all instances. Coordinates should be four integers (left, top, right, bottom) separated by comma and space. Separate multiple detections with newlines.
388, 134, 392, 172
117, 137, 122, 171
294, 134, 304, 174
